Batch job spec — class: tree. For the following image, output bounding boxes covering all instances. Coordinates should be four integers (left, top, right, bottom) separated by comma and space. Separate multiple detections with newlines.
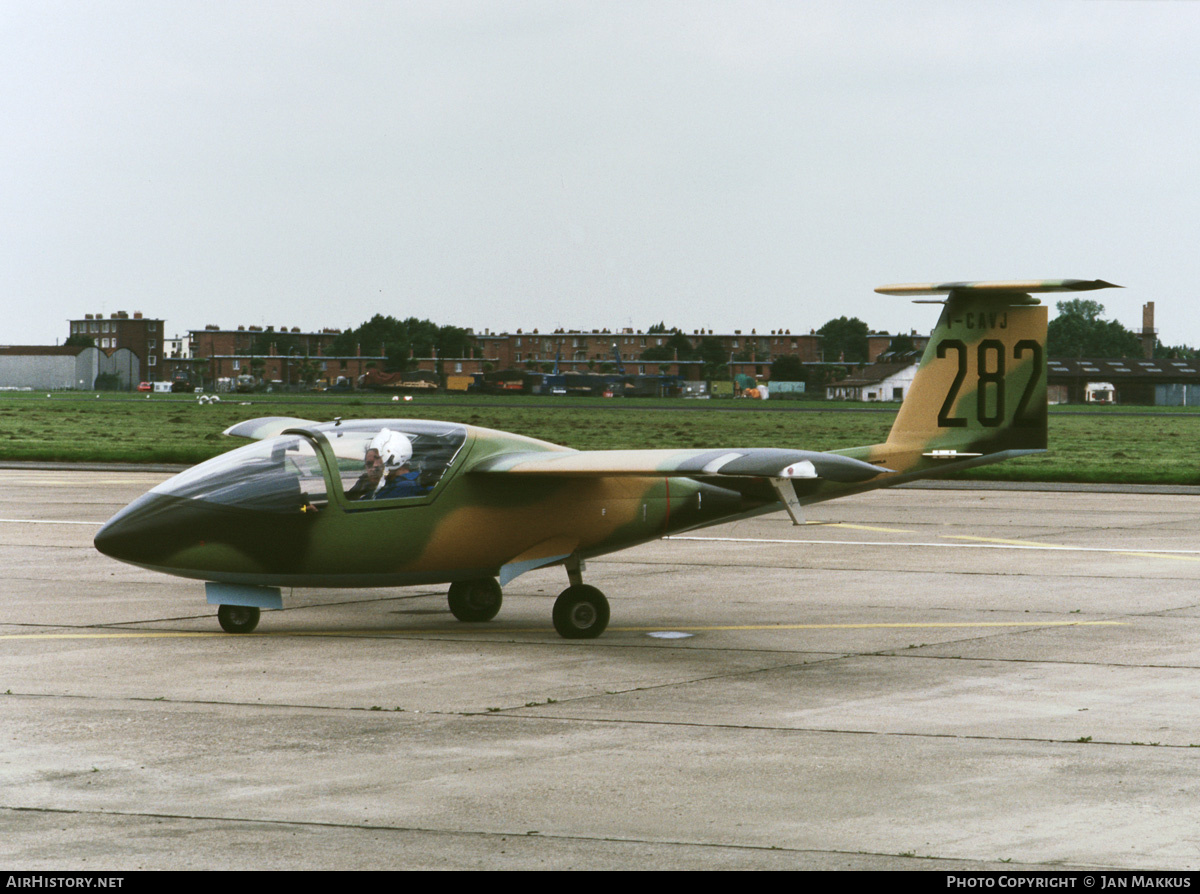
817, 317, 869, 363
297, 359, 320, 387
329, 315, 475, 372
640, 331, 696, 362
1056, 298, 1105, 321
634, 326, 737, 377
791, 364, 851, 394
770, 355, 805, 381
250, 329, 302, 357
1155, 342, 1197, 360
1048, 300, 1143, 358
65, 334, 95, 348
696, 336, 730, 379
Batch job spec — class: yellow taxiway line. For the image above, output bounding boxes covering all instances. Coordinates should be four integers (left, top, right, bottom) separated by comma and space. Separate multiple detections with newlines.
0, 620, 1123, 641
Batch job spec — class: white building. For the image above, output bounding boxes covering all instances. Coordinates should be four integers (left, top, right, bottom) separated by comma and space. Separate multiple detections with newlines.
825, 359, 920, 402
0, 346, 141, 390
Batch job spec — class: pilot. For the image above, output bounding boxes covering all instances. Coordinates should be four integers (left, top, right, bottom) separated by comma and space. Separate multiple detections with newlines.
345, 445, 386, 501
349, 429, 428, 500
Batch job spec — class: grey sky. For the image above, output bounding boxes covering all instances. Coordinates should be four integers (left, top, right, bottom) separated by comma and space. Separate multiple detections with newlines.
4, 1, 1197, 348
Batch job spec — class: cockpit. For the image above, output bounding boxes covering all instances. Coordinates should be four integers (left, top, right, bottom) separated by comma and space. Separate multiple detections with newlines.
149, 421, 470, 514
322, 420, 468, 506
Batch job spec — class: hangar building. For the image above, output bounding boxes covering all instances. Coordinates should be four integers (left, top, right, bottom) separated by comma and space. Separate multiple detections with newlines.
0, 346, 141, 391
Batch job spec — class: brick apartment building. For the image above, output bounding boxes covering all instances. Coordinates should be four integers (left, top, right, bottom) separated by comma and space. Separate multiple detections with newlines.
186, 325, 385, 388
66, 308, 928, 389
69, 311, 164, 379
462, 327, 927, 380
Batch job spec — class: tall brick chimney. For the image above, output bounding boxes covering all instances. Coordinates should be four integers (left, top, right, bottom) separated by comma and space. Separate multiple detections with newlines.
1141, 302, 1157, 359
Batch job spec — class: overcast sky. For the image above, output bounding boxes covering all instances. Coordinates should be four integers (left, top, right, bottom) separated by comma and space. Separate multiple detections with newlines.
3, 1, 1197, 348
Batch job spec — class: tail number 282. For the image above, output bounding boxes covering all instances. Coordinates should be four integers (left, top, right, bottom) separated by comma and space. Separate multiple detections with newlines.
936, 339, 1043, 428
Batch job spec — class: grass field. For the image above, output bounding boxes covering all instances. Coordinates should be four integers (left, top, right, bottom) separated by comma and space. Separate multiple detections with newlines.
2, 391, 1199, 484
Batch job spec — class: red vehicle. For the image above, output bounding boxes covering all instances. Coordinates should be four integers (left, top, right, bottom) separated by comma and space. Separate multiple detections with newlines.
136, 382, 152, 392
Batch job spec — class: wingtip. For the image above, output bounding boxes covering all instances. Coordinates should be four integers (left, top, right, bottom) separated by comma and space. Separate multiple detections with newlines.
1073, 279, 1123, 291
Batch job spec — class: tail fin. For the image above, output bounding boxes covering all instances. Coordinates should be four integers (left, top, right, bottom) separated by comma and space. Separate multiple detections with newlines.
877, 279, 1119, 466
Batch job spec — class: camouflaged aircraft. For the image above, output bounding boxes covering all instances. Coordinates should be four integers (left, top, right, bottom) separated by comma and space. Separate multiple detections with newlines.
94, 279, 1118, 638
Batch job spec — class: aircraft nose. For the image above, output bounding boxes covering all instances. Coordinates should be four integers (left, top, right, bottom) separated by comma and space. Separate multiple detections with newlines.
95, 489, 315, 577
94, 492, 183, 565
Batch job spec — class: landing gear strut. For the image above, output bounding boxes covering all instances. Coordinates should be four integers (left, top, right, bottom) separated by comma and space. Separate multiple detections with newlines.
217, 604, 260, 634
551, 553, 610, 639
448, 578, 503, 622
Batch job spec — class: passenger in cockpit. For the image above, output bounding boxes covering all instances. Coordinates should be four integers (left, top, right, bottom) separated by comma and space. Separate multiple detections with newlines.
347, 429, 429, 500
345, 446, 386, 500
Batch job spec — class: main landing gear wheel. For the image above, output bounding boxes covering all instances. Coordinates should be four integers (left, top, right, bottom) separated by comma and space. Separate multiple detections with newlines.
217, 604, 260, 634
552, 585, 610, 639
447, 578, 503, 622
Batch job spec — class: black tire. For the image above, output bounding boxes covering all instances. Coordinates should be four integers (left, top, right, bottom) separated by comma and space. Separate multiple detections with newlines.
552, 585, 610, 639
217, 604, 260, 634
447, 578, 503, 623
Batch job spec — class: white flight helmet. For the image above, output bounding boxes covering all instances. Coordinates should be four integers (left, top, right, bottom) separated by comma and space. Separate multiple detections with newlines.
369, 429, 413, 471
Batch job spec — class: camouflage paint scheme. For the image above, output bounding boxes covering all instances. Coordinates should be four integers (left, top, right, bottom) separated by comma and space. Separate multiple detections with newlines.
94, 280, 1117, 635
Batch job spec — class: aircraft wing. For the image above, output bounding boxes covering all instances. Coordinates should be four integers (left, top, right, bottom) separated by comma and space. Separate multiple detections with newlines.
470, 447, 887, 483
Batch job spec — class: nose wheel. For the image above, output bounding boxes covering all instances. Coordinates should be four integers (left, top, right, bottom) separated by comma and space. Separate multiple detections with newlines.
552, 585, 610, 639
217, 604, 261, 634
447, 578, 503, 622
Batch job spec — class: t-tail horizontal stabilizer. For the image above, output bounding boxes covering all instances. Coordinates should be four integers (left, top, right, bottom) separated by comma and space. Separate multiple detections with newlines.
876, 279, 1121, 298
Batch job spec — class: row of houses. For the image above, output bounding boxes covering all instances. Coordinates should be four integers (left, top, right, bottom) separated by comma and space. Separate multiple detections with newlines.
471, 326, 925, 370
171, 323, 929, 386
11, 337, 1195, 407
3, 305, 1193, 404
19, 310, 930, 390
